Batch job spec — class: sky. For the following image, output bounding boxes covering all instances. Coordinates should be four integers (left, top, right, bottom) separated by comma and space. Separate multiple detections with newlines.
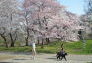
57, 0, 85, 15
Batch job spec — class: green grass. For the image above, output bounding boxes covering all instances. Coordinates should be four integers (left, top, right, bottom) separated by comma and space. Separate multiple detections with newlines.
0, 40, 92, 54
0, 46, 32, 52
36, 40, 92, 54
87, 62, 92, 63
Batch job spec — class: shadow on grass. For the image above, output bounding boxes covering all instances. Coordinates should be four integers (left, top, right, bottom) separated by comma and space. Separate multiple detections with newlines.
0, 62, 15, 63
87, 62, 92, 63
47, 57, 63, 61
12, 52, 32, 55
46, 55, 56, 59
47, 57, 56, 59
46, 56, 57, 61
14, 58, 29, 60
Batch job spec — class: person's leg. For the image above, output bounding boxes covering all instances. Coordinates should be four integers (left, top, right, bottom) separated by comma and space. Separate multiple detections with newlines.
57, 55, 61, 59
61, 56, 63, 60
59, 56, 61, 59
57, 55, 59, 59
57, 52, 61, 60
56, 53, 59, 59
64, 56, 67, 61
32, 49, 36, 59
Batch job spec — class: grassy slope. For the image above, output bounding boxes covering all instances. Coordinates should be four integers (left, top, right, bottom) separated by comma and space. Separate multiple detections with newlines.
37, 40, 92, 54
0, 40, 92, 54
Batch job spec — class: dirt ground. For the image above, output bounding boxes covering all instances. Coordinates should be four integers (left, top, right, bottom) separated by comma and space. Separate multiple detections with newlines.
0, 52, 92, 63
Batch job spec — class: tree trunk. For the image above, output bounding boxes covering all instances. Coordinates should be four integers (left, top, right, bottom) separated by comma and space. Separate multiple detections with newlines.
5, 40, 8, 48
25, 12, 29, 46
9, 33, 15, 47
46, 38, 50, 44
25, 37, 29, 46
25, 27, 30, 46
41, 38, 44, 48
3, 37, 8, 48
25, 29, 29, 46
37, 37, 40, 45
0, 35, 8, 48
10, 42, 15, 47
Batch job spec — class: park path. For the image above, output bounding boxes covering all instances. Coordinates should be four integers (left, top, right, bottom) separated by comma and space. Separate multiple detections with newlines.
0, 53, 92, 63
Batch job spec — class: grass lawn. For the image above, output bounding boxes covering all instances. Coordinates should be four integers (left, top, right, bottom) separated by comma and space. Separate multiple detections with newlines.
37, 40, 92, 54
0, 40, 92, 54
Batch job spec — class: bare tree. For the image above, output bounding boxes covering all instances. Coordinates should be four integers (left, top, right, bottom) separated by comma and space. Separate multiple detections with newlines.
85, 0, 92, 14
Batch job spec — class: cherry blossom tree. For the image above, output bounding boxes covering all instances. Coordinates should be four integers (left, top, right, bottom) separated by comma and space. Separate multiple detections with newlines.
23, 0, 62, 40
0, 0, 20, 47
0, 0, 82, 49
22, 0, 65, 54
80, 14, 92, 39
22, 0, 82, 55
47, 10, 82, 42
80, 0, 92, 39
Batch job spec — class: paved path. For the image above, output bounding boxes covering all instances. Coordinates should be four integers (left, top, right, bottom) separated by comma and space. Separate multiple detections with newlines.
0, 53, 92, 63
